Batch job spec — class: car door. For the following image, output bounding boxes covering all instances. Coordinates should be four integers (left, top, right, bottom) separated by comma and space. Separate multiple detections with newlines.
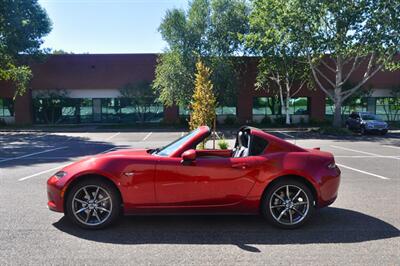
154, 155, 263, 206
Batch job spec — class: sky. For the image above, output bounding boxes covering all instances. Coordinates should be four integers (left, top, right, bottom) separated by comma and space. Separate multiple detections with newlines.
38, 0, 188, 54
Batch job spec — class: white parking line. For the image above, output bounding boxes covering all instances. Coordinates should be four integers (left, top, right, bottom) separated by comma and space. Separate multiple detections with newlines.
18, 163, 71, 181
0, 146, 68, 163
336, 163, 390, 180
105, 132, 120, 141
335, 155, 400, 158
277, 131, 295, 138
18, 146, 115, 181
330, 145, 400, 160
383, 145, 400, 150
142, 132, 152, 141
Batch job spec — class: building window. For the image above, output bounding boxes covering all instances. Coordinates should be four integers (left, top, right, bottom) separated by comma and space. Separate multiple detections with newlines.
376, 97, 400, 121
179, 106, 190, 116
0, 98, 14, 117
325, 97, 367, 116
216, 106, 236, 116
101, 98, 121, 122
33, 98, 84, 124
80, 99, 93, 123
253, 97, 280, 115
253, 97, 309, 115
101, 98, 163, 123
33, 97, 164, 124
179, 105, 236, 117
288, 97, 309, 115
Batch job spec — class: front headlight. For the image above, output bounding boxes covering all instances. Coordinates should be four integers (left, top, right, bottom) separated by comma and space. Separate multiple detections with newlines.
54, 171, 67, 179
327, 162, 337, 169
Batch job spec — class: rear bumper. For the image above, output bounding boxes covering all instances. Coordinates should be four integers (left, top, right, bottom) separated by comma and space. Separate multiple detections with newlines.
317, 166, 341, 208
47, 176, 64, 213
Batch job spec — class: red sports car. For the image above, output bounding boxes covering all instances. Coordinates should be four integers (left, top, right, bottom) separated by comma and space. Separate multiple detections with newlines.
47, 126, 340, 229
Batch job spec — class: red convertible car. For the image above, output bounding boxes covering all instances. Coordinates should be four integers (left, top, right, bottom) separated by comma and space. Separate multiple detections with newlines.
47, 126, 340, 229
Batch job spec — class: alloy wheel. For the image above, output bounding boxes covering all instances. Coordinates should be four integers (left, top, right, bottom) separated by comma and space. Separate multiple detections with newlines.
72, 185, 113, 226
269, 185, 309, 226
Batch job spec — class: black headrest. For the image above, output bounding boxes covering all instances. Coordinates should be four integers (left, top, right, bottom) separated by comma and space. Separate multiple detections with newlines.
240, 131, 248, 147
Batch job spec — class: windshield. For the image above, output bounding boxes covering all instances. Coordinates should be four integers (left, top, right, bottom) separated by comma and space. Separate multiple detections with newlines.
155, 128, 201, 156
361, 113, 382, 121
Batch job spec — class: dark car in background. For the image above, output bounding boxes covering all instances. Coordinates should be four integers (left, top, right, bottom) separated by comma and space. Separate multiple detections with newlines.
345, 112, 388, 135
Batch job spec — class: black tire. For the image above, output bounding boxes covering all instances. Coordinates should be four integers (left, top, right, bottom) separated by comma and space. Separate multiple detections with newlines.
360, 126, 366, 135
65, 178, 121, 229
261, 178, 315, 229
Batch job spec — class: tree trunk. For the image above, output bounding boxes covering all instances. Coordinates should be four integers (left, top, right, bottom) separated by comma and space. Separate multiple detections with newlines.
333, 55, 343, 127
285, 96, 290, 125
333, 98, 342, 127
285, 82, 291, 125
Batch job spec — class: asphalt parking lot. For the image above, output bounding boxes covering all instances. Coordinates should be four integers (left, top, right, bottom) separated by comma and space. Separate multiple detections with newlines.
0, 128, 399, 265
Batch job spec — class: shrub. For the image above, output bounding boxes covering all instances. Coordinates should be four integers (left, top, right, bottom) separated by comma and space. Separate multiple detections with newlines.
260, 116, 272, 125
224, 115, 236, 125
179, 116, 189, 126
273, 115, 285, 125
218, 138, 229, 149
318, 126, 353, 136
0, 118, 6, 126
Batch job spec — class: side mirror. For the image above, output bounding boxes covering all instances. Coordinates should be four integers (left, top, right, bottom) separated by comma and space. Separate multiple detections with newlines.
181, 149, 196, 165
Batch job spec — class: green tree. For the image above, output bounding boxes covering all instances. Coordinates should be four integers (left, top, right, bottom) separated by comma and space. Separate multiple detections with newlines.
119, 80, 159, 123
292, 0, 400, 127
189, 61, 217, 130
0, 0, 52, 96
247, 0, 311, 125
33, 89, 69, 124
153, 0, 249, 109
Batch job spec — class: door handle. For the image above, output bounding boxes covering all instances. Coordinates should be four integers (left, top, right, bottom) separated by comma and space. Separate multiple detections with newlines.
232, 163, 249, 170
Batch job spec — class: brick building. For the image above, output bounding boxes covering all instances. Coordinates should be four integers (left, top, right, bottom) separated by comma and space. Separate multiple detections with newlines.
0, 54, 399, 125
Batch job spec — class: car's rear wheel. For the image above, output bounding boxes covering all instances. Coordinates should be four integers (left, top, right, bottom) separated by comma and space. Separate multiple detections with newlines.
261, 179, 314, 229
65, 179, 121, 229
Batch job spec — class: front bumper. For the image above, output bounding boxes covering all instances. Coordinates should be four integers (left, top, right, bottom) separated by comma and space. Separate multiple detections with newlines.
365, 128, 388, 133
47, 176, 64, 213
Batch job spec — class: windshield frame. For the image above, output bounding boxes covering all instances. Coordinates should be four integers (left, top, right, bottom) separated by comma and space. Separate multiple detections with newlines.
154, 128, 201, 157
361, 113, 382, 121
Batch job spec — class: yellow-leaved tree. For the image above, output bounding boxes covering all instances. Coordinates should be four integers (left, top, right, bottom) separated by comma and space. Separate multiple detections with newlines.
189, 60, 217, 131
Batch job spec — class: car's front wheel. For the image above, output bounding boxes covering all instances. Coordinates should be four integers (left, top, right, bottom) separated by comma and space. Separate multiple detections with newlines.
65, 179, 121, 229
261, 179, 315, 229
360, 126, 366, 135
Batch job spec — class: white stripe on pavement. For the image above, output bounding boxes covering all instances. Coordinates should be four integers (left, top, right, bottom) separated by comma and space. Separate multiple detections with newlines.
330, 145, 400, 160
277, 131, 295, 138
0, 146, 68, 163
335, 155, 400, 158
142, 132, 152, 141
336, 163, 390, 180
105, 132, 120, 141
383, 145, 400, 150
18, 146, 119, 181
18, 163, 71, 181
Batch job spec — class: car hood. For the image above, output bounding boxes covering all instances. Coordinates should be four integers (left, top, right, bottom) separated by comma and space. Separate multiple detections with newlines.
364, 120, 386, 125
61, 148, 153, 173
96, 148, 151, 158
